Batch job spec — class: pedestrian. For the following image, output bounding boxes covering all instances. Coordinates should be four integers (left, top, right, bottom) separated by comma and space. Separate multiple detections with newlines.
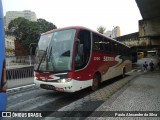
143, 61, 148, 71
149, 60, 154, 71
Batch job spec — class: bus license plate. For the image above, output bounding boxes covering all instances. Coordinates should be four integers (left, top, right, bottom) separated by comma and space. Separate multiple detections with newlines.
40, 84, 55, 90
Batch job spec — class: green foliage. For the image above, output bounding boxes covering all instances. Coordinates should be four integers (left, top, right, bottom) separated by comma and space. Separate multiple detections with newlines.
97, 26, 106, 34
8, 17, 27, 30
37, 19, 57, 33
7, 17, 57, 51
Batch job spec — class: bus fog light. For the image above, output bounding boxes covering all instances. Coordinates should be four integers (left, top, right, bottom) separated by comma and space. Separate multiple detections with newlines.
58, 78, 72, 83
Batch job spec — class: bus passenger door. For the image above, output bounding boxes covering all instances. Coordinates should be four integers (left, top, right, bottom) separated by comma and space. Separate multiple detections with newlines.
75, 30, 91, 70
74, 30, 92, 80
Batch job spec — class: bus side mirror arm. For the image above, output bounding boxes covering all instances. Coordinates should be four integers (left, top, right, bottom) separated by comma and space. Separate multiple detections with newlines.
29, 43, 38, 55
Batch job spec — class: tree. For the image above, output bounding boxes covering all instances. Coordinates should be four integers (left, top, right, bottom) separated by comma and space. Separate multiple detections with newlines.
7, 17, 57, 53
97, 26, 106, 34
37, 18, 57, 33
8, 17, 27, 31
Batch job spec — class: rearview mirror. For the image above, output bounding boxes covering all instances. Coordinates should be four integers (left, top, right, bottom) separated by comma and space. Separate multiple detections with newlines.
29, 43, 38, 56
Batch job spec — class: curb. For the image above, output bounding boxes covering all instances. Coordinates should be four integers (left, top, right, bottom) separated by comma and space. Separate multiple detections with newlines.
7, 84, 36, 94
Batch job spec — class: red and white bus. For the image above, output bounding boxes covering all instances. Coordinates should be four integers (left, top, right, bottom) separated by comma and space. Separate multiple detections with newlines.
34, 26, 132, 92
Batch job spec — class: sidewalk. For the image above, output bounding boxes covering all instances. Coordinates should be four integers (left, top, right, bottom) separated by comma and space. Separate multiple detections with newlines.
86, 70, 160, 120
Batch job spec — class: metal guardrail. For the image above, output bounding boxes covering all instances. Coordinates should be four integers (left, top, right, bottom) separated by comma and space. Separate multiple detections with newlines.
6, 66, 35, 89
6, 56, 35, 89
6, 67, 34, 80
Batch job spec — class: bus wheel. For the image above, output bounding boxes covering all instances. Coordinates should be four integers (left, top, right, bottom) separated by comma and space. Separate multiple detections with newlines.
122, 68, 126, 78
91, 74, 100, 91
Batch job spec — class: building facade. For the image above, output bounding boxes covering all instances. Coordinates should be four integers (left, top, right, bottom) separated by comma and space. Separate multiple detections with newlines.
5, 35, 15, 56
115, 32, 160, 59
5, 10, 37, 27
112, 26, 121, 38
104, 26, 121, 38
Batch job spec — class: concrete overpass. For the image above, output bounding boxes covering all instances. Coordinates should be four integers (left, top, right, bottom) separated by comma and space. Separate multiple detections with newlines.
136, 0, 160, 37
136, 0, 160, 20
115, 0, 160, 61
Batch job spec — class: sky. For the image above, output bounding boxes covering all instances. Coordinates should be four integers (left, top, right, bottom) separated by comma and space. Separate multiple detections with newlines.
2, 0, 142, 35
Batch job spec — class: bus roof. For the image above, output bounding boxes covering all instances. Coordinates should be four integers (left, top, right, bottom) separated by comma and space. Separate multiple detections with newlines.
41, 26, 89, 35
41, 26, 130, 48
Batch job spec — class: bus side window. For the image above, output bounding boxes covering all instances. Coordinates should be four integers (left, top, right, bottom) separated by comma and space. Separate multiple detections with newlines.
122, 45, 125, 55
122, 46, 125, 55
99, 36, 105, 51
93, 34, 106, 52
104, 38, 111, 53
112, 42, 118, 54
93, 34, 100, 51
118, 44, 121, 55
125, 47, 129, 56
127, 48, 131, 57
120, 45, 124, 56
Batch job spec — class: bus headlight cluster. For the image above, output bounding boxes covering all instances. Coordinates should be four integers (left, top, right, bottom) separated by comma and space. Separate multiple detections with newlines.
58, 78, 72, 83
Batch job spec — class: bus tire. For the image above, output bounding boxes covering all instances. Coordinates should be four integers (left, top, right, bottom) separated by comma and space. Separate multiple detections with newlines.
122, 68, 126, 78
91, 74, 100, 91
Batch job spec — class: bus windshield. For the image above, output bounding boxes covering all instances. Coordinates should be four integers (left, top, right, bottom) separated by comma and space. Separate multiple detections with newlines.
34, 29, 76, 72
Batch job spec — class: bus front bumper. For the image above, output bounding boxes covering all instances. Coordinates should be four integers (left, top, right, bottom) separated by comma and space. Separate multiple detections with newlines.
34, 79, 92, 93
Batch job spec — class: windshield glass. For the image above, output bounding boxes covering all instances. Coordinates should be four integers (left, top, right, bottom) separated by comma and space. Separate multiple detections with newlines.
34, 29, 76, 72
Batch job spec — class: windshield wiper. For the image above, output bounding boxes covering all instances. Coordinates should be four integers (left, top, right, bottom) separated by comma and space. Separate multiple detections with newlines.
36, 46, 58, 72
48, 46, 57, 71
37, 47, 48, 71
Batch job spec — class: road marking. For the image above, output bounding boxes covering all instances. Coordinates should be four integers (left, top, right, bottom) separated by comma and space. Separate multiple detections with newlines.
7, 84, 35, 93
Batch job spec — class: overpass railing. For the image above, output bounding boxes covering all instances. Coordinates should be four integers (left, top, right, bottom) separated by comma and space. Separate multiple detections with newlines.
6, 66, 35, 89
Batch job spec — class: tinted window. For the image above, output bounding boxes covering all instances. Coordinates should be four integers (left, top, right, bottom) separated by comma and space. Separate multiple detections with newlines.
112, 42, 118, 54
93, 33, 100, 50
93, 33, 106, 51
103, 38, 112, 53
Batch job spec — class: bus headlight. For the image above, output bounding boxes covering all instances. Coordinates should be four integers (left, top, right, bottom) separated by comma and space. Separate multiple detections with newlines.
34, 72, 38, 80
34, 77, 38, 80
58, 78, 72, 83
